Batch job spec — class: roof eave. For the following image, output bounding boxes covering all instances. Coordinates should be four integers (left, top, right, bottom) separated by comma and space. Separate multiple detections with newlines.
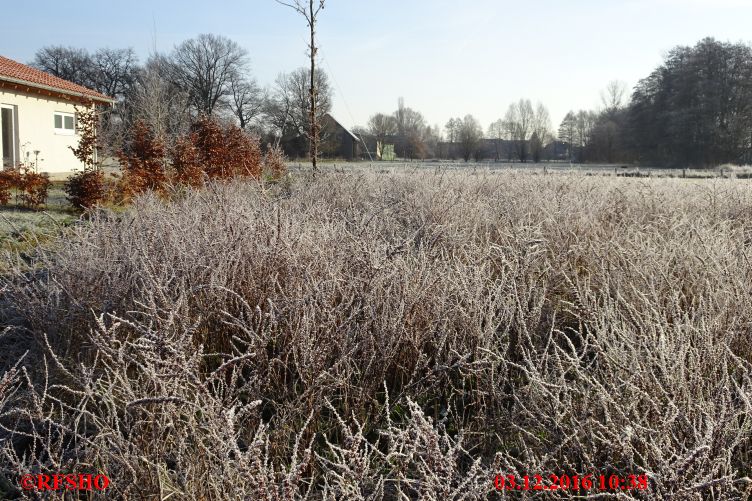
0, 75, 115, 104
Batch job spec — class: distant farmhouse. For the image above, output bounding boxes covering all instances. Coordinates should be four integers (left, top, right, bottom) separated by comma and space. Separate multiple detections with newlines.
0, 55, 114, 174
279, 113, 367, 161
320, 113, 361, 160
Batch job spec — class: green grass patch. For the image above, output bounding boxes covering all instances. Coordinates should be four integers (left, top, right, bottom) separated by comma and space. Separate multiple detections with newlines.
0, 182, 76, 267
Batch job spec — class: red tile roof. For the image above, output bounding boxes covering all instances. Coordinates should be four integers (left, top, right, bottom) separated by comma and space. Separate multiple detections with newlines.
0, 55, 114, 103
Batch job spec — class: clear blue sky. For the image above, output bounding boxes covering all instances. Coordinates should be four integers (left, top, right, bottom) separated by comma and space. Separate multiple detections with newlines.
5, 0, 752, 133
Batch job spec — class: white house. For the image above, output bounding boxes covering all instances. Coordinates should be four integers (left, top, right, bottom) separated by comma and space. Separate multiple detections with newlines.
0, 55, 114, 174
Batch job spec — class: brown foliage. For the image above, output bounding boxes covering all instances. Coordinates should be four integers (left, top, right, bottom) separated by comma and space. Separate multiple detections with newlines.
0, 170, 20, 205
220, 120, 262, 179
0, 165, 51, 209
172, 115, 262, 183
117, 120, 168, 197
17, 167, 52, 209
170, 135, 204, 187
64, 169, 107, 209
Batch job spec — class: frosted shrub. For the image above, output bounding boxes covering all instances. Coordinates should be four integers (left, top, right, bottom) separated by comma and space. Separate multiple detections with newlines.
1, 170, 751, 499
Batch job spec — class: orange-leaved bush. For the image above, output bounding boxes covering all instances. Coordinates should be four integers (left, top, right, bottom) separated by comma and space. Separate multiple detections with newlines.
0, 167, 51, 209
0, 170, 20, 205
118, 120, 168, 198
64, 170, 107, 210
172, 115, 262, 183
171, 135, 204, 187
221, 121, 262, 179
18, 165, 52, 209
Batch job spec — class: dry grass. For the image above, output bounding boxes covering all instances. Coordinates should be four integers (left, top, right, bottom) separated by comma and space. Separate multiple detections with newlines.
1, 169, 751, 499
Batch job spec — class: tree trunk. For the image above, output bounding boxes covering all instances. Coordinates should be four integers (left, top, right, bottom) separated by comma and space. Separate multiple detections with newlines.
309, 0, 318, 172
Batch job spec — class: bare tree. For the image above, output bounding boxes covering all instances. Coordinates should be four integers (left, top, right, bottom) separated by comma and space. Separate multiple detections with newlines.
444, 117, 462, 159
275, 0, 326, 171
126, 55, 190, 144
575, 110, 597, 161
531, 103, 552, 162
558, 111, 577, 161
601, 80, 628, 114
229, 72, 265, 131
394, 98, 427, 159
458, 115, 483, 162
168, 34, 249, 117
445, 118, 461, 143
504, 99, 534, 162
268, 68, 332, 157
31, 46, 93, 87
31, 45, 138, 101
501, 100, 551, 162
90, 48, 139, 100
487, 119, 505, 161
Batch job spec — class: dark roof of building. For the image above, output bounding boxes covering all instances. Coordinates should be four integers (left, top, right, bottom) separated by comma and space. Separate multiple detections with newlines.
324, 113, 359, 141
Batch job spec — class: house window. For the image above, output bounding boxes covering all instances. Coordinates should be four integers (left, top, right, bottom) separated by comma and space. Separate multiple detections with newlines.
54, 112, 75, 135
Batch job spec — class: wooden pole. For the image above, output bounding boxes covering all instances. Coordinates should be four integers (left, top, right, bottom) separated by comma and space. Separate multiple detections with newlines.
309, 0, 318, 173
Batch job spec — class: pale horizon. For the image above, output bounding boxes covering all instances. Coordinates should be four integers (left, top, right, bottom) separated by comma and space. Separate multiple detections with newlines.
4, 0, 752, 133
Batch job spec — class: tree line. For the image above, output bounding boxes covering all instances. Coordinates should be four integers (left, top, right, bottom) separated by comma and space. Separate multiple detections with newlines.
361, 37, 752, 166
32, 36, 752, 166
558, 38, 752, 167
361, 99, 554, 162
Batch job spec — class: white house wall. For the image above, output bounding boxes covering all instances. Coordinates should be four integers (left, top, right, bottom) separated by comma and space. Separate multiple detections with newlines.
0, 88, 89, 174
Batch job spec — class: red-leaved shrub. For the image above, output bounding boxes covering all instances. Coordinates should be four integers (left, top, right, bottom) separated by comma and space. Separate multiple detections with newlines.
64, 170, 107, 209
18, 167, 52, 209
118, 120, 168, 198
0, 170, 20, 205
0, 167, 51, 209
172, 116, 262, 184
220, 121, 262, 179
170, 136, 204, 187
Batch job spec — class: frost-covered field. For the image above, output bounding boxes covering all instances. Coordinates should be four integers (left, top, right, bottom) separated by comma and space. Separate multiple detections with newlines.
1, 169, 751, 499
